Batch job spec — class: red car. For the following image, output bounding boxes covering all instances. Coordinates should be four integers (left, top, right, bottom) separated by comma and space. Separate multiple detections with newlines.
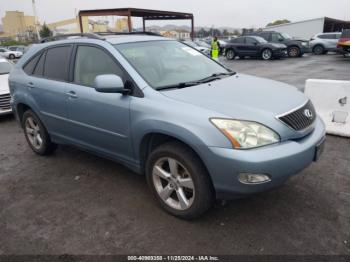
337, 29, 350, 57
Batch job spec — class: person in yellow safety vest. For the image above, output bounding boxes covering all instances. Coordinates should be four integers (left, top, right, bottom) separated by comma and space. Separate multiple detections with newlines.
211, 36, 221, 60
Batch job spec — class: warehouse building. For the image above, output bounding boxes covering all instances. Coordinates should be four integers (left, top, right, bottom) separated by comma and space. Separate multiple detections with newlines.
263, 17, 350, 39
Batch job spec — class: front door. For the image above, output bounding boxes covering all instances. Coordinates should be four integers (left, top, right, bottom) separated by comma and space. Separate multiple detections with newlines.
65, 45, 133, 162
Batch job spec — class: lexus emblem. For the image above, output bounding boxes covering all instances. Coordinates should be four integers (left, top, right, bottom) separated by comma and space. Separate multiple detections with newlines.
304, 109, 313, 118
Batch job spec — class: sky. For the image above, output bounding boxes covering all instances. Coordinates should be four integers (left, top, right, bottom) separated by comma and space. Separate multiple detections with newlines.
0, 0, 349, 29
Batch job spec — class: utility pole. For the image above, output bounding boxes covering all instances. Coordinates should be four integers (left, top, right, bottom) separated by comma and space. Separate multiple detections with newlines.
32, 0, 40, 40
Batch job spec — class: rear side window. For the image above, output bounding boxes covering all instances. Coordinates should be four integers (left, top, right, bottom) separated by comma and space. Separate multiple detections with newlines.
44, 45, 72, 81
74, 45, 124, 87
259, 33, 270, 41
23, 53, 41, 75
245, 37, 257, 44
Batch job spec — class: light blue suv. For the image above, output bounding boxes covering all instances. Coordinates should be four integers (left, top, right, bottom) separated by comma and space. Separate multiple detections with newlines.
9, 33, 326, 219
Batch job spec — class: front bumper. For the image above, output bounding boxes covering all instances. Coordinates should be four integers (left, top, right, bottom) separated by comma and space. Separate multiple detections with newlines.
300, 45, 311, 54
202, 117, 326, 199
272, 48, 288, 57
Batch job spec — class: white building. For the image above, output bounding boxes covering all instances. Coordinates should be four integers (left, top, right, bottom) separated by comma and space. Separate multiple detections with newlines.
263, 17, 350, 39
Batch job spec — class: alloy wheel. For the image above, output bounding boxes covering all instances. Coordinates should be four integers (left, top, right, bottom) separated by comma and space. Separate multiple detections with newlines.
288, 47, 299, 57
226, 50, 235, 60
25, 116, 43, 150
262, 49, 272, 60
152, 157, 195, 210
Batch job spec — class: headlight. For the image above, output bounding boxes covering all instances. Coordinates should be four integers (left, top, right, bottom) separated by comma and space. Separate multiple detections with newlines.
210, 118, 280, 149
301, 42, 308, 46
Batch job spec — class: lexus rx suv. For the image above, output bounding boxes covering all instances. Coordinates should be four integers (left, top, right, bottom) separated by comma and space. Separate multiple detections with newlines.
9, 33, 326, 219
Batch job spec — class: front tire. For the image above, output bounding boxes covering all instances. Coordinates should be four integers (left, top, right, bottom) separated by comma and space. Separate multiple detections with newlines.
146, 142, 215, 219
9, 54, 15, 59
313, 45, 324, 55
22, 110, 57, 155
261, 48, 273, 60
226, 49, 236, 60
288, 46, 300, 57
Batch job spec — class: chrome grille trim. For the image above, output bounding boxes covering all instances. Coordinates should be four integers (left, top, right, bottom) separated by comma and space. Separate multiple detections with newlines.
0, 93, 11, 110
276, 100, 316, 131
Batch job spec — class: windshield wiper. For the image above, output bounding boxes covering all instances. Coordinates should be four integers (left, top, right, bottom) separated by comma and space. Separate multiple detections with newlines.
156, 71, 236, 91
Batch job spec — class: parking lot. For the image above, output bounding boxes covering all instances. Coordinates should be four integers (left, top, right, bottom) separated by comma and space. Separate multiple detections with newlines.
0, 54, 349, 255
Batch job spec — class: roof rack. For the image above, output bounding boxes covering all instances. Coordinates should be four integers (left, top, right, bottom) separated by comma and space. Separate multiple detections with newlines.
95, 31, 163, 37
40, 33, 105, 43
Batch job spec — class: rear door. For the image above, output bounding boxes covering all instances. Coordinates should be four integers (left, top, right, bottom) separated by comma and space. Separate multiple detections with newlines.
65, 44, 133, 162
23, 45, 72, 136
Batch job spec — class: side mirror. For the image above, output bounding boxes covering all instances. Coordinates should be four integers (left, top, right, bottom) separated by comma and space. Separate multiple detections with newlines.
94, 74, 130, 94
278, 38, 284, 42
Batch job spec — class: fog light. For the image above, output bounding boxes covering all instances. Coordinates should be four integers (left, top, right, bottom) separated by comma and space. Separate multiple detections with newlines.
238, 173, 271, 184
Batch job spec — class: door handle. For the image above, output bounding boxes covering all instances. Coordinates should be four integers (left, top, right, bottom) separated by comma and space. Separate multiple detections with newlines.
66, 91, 78, 99
27, 82, 35, 88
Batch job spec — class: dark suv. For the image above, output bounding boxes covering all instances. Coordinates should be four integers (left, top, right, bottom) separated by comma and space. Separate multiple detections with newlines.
224, 36, 287, 60
247, 31, 310, 57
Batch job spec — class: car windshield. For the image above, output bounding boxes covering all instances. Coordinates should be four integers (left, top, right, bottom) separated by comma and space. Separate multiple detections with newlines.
254, 36, 268, 43
0, 61, 12, 74
281, 33, 292, 39
115, 40, 230, 90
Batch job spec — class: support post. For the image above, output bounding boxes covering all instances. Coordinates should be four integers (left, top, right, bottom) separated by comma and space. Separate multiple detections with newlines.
142, 17, 146, 32
191, 17, 194, 40
127, 11, 132, 32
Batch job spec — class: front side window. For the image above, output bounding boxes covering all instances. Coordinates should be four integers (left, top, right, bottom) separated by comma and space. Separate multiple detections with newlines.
115, 40, 229, 90
74, 45, 124, 87
0, 61, 12, 74
44, 45, 72, 81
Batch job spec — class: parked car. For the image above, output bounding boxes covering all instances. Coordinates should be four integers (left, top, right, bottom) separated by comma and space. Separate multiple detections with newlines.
0, 47, 23, 59
8, 45, 28, 54
247, 31, 310, 57
0, 58, 13, 115
9, 33, 326, 219
310, 32, 341, 55
337, 29, 350, 57
194, 40, 211, 49
182, 41, 210, 56
224, 36, 287, 60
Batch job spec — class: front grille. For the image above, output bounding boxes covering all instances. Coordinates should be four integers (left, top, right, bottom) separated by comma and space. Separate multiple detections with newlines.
277, 100, 316, 131
0, 93, 11, 110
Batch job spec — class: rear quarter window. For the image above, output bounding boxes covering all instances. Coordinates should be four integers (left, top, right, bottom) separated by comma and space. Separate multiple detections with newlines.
23, 53, 41, 75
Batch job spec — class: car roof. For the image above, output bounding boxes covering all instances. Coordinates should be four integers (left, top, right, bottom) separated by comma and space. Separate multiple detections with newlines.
104, 34, 169, 44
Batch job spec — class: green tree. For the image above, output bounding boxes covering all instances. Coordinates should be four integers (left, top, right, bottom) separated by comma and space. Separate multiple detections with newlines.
39, 23, 53, 38
233, 29, 240, 36
267, 19, 291, 27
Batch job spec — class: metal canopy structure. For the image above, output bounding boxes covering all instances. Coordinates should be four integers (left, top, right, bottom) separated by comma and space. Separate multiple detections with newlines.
78, 8, 194, 39
323, 17, 350, 32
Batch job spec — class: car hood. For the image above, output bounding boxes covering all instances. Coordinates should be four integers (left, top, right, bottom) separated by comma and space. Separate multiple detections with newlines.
161, 73, 307, 122
0, 74, 9, 95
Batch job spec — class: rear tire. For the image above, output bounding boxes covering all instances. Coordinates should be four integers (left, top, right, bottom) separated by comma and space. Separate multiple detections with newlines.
226, 49, 236, 60
22, 110, 57, 155
146, 142, 215, 219
313, 45, 324, 55
288, 46, 300, 57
